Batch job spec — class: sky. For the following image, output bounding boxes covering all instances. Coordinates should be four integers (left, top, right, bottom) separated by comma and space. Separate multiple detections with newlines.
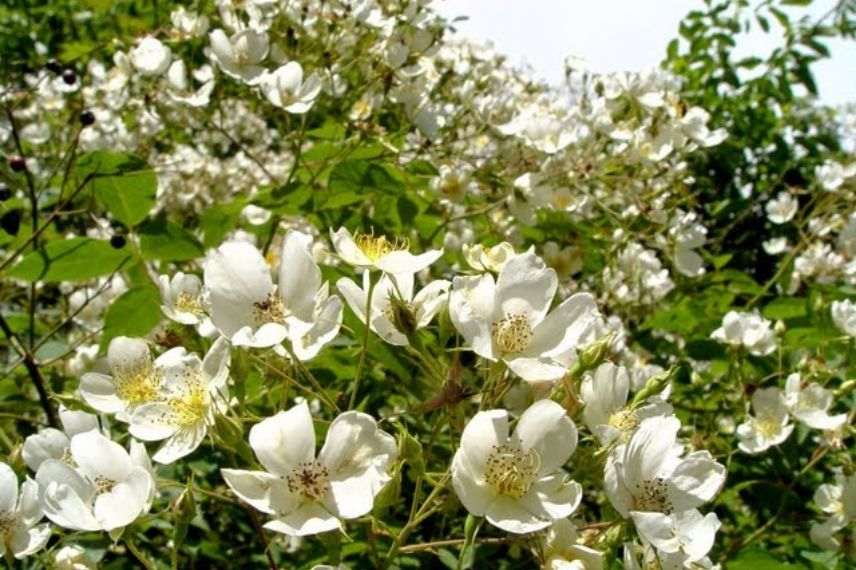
433, 0, 855, 105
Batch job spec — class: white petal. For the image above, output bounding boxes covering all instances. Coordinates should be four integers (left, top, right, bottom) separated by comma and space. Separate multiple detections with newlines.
330, 227, 372, 267
450, 451, 495, 517
79, 372, 125, 413
318, 411, 397, 483
221, 469, 284, 515
248, 403, 316, 477
622, 416, 682, 490
279, 230, 322, 322
512, 399, 577, 474
70, 431, 132, 484
10, 523, 51, 559
485, 495, 551, 534
496, 250, 557, 325
263, 502, 340, 536
669, 451, 726, 511
58, 408, 99, 437
449, 274, 497, 360
152, 424, 207, 464
93, 467, 150, 530
22, 428, 70, 472
459, 409, 509, 477
0, 463, 18, 513
289, 294, 343, 361
527, 293, 599, 357
376, 249, 443, 274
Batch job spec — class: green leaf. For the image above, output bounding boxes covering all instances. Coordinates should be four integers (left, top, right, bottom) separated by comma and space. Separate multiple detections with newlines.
100, 286, 162, 347
728, 548, 805, 570
139, 218, 204, 262
762, 297, 807, 320
200, 200, 245, 248
77, 151, 157, 227
7, 238, 130, 283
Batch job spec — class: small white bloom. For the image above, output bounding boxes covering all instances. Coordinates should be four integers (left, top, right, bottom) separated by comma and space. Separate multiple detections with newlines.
241, 204, 272, 226
36, 431, 155, 531
543, 518, 604, 570
337, 272, 450, 346
0, 463, 51, 560
762, 237, 789, 255
330, 227, 443, 274
604, 416, 725, 518
736, 387, 793, 454
128, 338, 231, 464
158, 272, 207, 325
783, 373, 846, 431
631, 509, 720, 568
816, 161, 849, 192
259, 62, 322, 114
450, 250, 600, 382
809, 473, 856, 551
765, 192, 798, 224
171, 7, 209, 39
451, 400, 582, 534
22, 407, 99, 472
208, 28, 269, 85
462, 242, 515, 273
165, 60, 214, 107
710, 311, 777, 356
130, 36, 172, 76
831, 299, 856, 337
53, 544, 97, 570
221, 402, 397, 536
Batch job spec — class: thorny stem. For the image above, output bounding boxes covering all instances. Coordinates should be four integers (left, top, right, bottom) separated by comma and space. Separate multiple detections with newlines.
0, 313, 59, 427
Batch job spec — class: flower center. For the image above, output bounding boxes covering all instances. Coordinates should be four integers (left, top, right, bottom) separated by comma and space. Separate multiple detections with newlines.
355, 232, 409, 262
755, 415, 782, 439
114, 362, 161, 406
94, 475, 116, 495
166, 385, 209, 427
253, 292, 287, 325
484, 444, 540, 499
286, 461, 330, 501
175, 291, 205, 316
0, 512, 14, 536
491, 313, 533, 354
608, 409, 639, 433
634, 477, 673, 513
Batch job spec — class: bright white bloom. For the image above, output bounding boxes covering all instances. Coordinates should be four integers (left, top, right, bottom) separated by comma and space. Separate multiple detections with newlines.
203, 232, 342, 357
208, 28, 269, 84
783, 373, 846, 431
165, 60, 214, 107
669, 210, 707, 278
79, 337, 165, 419
330, 227, 443, 274
736, 387, 793, 454
815, 160, 854, 192
710, 311, 777, 356
22, 407, 99, 471
462, 242, 515, 273
451, 400, 583, 534
763, 237, 789, 255
810, 473, 856, 550
171, 7, 209, 39
128, 338, 231, 464
580, 363, 672, 446
0, 463, 51, 560
543, 518, 604, 570
36, 431, 155, 531
765, 192, 798, 224
158, 271, 207, 325
831, 299, 856, 337
259, 62, 322, 114
604, 416, 725, 518
337, 271, 450, 345
130, 36, 172, 76
603, 243, 674, 305
53, 544, 97, 570
221, 402, 397, 536
450, 250, 600, 382
632, 509, 720, 569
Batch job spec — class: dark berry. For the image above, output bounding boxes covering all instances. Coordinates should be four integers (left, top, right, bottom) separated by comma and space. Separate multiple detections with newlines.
110, 235, 126, 249
62, 69, 77, 85
1, 210, 21, 236
0, 185, 10, 201
9, 156, 26, 172
80, 111, 95, 127
46, 59, 62, 74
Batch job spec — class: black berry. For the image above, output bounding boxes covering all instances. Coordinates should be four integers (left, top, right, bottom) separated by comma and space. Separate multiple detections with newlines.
62, 69, 77, 85
110, 235, 126, 249
9, 156, 26, 172
80, 111, 95, 127
1, 210, 21, 236
0, 185, 10, 201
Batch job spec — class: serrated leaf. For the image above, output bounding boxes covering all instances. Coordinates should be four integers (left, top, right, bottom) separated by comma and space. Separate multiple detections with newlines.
7, 238, 130, 283
100, 286, 162, 347
77, 151, 157, 227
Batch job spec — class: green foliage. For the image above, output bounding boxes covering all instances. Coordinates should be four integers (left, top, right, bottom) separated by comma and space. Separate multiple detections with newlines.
8, 237, 130, 282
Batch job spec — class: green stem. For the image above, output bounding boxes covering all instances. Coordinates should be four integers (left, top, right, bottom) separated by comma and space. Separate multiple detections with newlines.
350, 274, 376, 409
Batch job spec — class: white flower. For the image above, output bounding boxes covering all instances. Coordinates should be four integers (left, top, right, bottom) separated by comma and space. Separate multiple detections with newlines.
130, 36, 172, 76
580, 363, 673, 446
259, 62, 322, 114
680, 107, 727, 147
783, 373, 846, 431
604, 416, 725, 518
0, 463, 51, 560
831, 299, 856, 337
451, 399, 583, 534
337, 272, 450, 345
763, 237, 789, 255
171, 7, 209, 39
79, 337, 164, 418
631, 509, 720, 568
208, 28, 269, 85
810, 473, 856, 550
710, 311, 777, 356
765, 192, 798, 224
128, 338, 231, 464
669, 210, 707, 278
815, 160, 854, 192
221, 402, 397, 536
241, 204, 272, 226
736, 387, 793, 454
35, 431, 155, 531
158, 271, 207, 325
203, 232, 343, 357
330, 227, 443, 274
53, 544, 97, 570
462, 242, 515, 273
22, 407, 99, 472
165, 60, 214, 107
543, 518, 604, 569
450, 250, 600, 382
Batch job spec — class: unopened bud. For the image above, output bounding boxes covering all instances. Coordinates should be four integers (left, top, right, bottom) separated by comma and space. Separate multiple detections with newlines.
774, 320, 786, 334
835, 379, 855, 398
387, 295, 418, 337
631, 367, 678, 406
578, 333, 616, 371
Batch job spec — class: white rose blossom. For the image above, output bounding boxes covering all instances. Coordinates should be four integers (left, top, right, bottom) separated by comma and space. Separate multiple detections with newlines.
259, 62, 322, 114
221, 402, 397, 536
765, 192, 798, 224
22, 407, 99, 472
736, 387, 793, 454
0, 463, 51, 560
207, 28, 269, 84
831, 299, 856, 337
710, 310, 777, 356
158, 271, 208, 325
783, 373, 846, 431
451, 399, 583, 534
810, 473, 856, 551
542, 518, 605, 569
130, 36, 172, 76
450, 250, 600, 382
330, 227, 443, 274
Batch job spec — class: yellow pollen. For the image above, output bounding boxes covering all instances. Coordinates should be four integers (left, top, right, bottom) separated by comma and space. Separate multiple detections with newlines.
635, 477, 673, 513
166, 386, 208, 427
355, 231, 409, 262
253, 293, 287, 325
755, 416, 782, 439
114, 364, 161, 406
94, 475, 116, 494
484, 444, 540, 499
286, 461, 330, 501
608, 409, 639, 433
491, 313, 533, 354
175, 291, 205, 316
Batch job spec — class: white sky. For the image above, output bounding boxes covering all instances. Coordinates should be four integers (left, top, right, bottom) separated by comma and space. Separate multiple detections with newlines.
433, 0, 855, 105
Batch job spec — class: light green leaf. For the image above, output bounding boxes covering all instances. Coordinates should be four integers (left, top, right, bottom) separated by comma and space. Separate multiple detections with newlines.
7, 238, 130, 283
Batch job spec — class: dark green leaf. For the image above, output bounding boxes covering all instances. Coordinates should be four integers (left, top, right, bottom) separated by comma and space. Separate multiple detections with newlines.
8, 238, 130, 283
